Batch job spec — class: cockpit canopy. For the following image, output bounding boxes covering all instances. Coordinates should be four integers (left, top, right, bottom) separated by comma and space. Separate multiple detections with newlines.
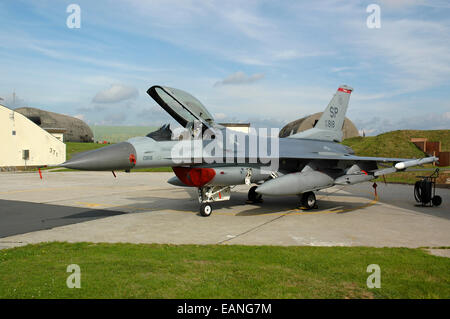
147, 86, 215, 128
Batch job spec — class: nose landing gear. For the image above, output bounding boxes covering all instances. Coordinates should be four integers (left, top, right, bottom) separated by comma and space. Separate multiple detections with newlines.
199, 203, 212, 217
198, 186, 232, 217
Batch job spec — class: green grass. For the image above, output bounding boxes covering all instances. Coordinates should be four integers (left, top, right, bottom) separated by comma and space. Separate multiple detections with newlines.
0, 242, 449, 299
66, 142, 108, 160
90, 125, 157, 143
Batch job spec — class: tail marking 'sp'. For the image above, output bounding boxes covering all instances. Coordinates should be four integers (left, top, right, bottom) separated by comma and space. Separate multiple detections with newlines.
287, 85, 353, 142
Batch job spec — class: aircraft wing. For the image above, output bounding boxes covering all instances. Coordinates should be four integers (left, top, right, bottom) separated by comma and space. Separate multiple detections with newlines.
279, 154, 439, 176
189, 153, 437, 167
279, 153, 414, 163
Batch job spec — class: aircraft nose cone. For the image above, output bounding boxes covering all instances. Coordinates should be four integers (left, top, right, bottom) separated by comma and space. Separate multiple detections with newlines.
61, 142, 137, 171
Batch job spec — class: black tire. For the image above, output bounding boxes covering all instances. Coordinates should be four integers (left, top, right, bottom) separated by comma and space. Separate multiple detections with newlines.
301, 192, 316, 209
414, 181, 422, 203
248, 186, 262, 202
414, 180, 432, 204
199, 203, 212, 217
432, 195, 442, 207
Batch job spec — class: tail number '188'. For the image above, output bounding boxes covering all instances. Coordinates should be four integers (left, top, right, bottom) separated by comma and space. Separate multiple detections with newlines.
326, 120, 335, 128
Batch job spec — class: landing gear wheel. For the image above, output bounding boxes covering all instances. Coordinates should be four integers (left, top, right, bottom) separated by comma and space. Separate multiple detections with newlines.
432, 195, 442, 207
414, 181, 422, 203
248, 186, 262, 203
301, 192, 317, 209
200, 203, 212, 217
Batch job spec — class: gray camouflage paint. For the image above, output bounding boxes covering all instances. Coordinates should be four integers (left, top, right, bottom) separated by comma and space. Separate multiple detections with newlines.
61, 84, 438, 196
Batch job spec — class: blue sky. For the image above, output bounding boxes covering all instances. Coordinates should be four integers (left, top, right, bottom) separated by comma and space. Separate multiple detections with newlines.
0, 0, 449, 134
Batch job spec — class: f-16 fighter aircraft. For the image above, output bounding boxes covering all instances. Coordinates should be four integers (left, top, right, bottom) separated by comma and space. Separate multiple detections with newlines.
61, 85, 438, 216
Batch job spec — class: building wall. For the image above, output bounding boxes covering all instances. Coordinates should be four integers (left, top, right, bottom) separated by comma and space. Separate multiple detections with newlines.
0, 105, 66, 167
225, 126, 250, 134
219, 123, 250, 134
411, 138, 448, 167
438, 152, 450, 167
50, 132, 64, 142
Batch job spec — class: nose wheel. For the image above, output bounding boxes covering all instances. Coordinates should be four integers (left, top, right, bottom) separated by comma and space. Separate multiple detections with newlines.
199, 203, 212, 217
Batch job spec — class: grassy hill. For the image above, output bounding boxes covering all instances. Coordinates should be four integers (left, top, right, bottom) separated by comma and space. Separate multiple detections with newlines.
342, 130, 450, 158
342, 130, 450, 184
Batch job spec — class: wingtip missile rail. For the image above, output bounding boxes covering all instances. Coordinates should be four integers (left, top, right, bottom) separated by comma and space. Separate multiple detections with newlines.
394, 156, 438, 170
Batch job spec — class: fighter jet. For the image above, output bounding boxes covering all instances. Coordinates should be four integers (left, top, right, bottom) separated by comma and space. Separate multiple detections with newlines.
61, 85, 438, 216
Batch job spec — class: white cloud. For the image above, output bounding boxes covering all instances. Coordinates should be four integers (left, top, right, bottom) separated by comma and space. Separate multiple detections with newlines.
202, 82, 335, 124
347, 18, 450, 93
1, 1, 449, 130
73, 114, 85, 120
214, 71, 265, 87
443, 112, 450, 120
0, 31, 167, 75
331, 66, 354, 73
107, 0, 332, 66
378, 0, 450, 9
92, 84, 138, 104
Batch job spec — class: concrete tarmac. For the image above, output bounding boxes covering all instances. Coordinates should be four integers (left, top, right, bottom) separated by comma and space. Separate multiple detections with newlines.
0, 171, 448, 250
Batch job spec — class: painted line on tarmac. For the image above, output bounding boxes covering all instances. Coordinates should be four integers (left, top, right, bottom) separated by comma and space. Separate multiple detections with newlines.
218, 213, 287, 244
218, 195, 379, 245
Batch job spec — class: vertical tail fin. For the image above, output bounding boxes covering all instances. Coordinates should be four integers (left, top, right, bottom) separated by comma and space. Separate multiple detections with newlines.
287, 85, 353, 142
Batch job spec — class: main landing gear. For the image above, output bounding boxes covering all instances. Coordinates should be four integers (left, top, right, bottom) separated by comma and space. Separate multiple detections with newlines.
300, 191, 317, 209
247, 185, 263, 203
